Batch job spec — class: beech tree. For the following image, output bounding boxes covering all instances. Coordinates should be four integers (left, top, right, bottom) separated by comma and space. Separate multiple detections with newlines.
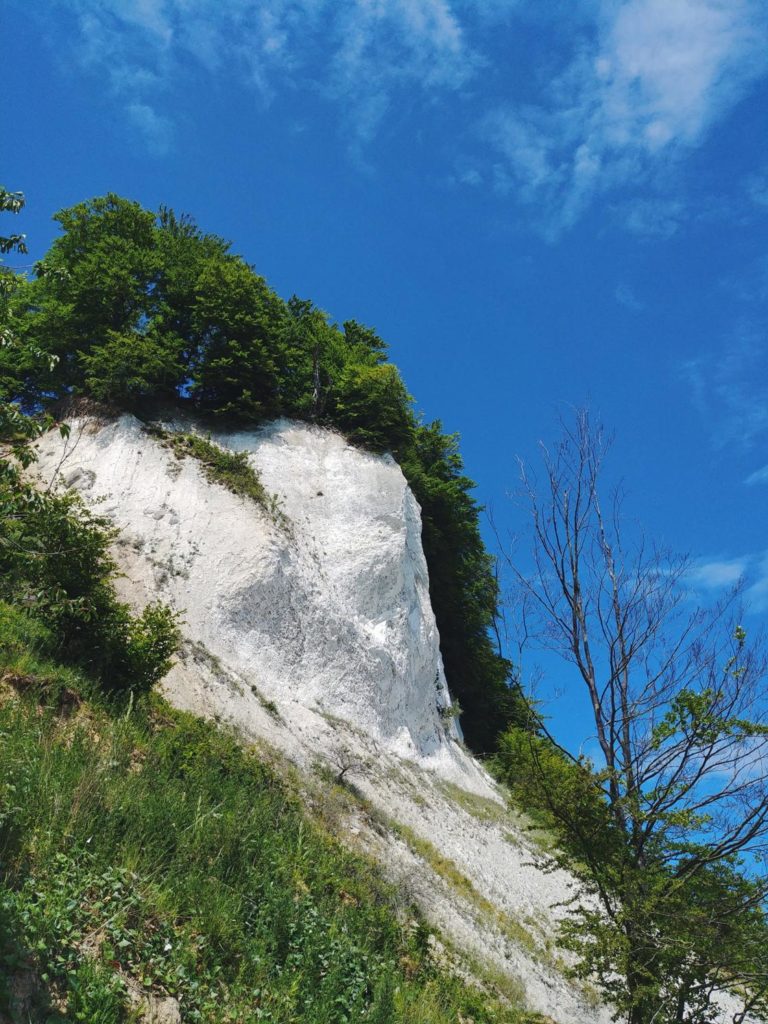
503, 411, 768, 1024
1, 186, 28, 352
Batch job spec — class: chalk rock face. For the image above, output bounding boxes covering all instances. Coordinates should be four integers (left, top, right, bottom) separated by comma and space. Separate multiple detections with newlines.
33, 415, 460, 764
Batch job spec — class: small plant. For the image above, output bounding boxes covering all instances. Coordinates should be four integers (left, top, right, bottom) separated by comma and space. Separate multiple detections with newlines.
439, 700, 463, 722
147, 425, 289, 529
328, 743, 370, 785
249, 682, 281, 720
438, 781, 507, 825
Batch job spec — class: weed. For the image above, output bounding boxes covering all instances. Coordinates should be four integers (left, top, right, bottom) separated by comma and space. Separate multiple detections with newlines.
438, 780, 508, 825
147, 425, 290, 530
390, 821, 557, 966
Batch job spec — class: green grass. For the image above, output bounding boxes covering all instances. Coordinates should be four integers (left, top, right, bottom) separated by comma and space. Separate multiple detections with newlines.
0, 602, 539, 1024
437, 781, 509, 825
390, 822, 548, 961
147, 426, 288, 528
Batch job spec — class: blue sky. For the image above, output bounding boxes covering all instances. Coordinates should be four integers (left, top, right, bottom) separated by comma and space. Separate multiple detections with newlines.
4, 0, 768, 738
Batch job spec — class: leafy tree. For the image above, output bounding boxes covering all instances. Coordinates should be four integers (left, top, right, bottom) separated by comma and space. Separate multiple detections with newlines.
0, 191, 178, 693
274, 297, 348, 420
4, 194, 161, 405
79, 327, 185, 403
0, 482, 178, 691
504, 410, 768, 1023
190, 259, 285, 420
334, 362, 414, 454
0, 189, 67, 477
0, 187, 27, 257
154, 204, 232, 352
341, 319, 388, 365
0, 186, 29, 357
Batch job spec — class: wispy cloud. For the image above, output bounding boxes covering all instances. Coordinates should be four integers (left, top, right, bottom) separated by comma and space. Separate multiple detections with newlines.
719, 255, 768, 304
614, 197, 686, 239
745, 168, 768, 208
34, 0, 768, 230
689, 552, 768, 614
746, 552, 768, 612
745, 465, 768, 486
690, 557, 748, 591
126, 102, 175, 155
614, 283, 644, 312
51, 0, 477, 157
481, 0, 768, 232
681, 322, 768, 449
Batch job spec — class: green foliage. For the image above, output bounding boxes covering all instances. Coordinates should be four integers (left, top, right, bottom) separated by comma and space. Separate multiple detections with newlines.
334, 363, 414, 454
149, 427, 286, 525
80, 327, 185, 404
556, 859, 768, 1024
401, 424, 530, 751
0, 186, 28, 267
493, 727, 621, 872
2, 193, 168, 702
493, 725, 768, 1024
6, 195, 163, 405
0, 652, 532, 1024
0, 480, 179, 692
0, 187, 54, 447
1, 186, 28, 351
507, 414, 768, 1022
1, 191, 527, 752
190, 259, 285, 420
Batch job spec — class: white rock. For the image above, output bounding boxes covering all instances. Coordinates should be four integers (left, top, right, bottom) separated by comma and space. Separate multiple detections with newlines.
32, 414, 464, 770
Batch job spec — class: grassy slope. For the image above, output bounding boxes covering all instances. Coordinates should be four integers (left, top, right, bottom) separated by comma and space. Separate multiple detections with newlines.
0, 603, 544, 1024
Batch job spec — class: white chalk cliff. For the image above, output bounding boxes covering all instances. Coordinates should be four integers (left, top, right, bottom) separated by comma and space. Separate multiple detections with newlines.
35, 414, 464, 766
31, 414, 618, 1024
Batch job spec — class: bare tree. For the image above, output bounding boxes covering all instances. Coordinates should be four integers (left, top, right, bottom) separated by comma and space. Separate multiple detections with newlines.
503, 410, 768, 1024
328, 744, 370, 786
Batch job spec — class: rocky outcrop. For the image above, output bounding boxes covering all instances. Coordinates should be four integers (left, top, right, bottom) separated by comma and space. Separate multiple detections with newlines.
32, 414, 461, 766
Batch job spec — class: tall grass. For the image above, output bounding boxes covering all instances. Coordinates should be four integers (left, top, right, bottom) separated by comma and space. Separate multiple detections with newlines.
0, 603, 541, 1024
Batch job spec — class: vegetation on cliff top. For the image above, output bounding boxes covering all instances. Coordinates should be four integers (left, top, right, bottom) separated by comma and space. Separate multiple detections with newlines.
0, 193, 526, 752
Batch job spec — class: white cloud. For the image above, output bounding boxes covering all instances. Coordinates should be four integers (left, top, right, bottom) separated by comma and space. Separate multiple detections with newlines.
690, 557, 748, 590
689, 552, 768, 615
615, 197, 686, 239
745, 465, 768, 486
681, 322, 768, 449
746, 553, 768, 612
744, 166, 768, 208
482, 0, 768, 232
36, 0, 768, 224
749, 561, 768, 606
53, 0, 478, 155
126, 102, 175, 155
459, 167, 483, 186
